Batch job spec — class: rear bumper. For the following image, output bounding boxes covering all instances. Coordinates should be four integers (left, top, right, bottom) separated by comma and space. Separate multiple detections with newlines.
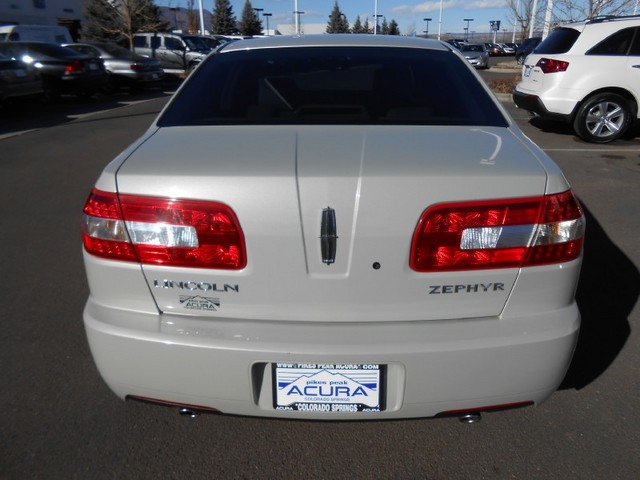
512, 89, 570, 121
84, 298, 580, 420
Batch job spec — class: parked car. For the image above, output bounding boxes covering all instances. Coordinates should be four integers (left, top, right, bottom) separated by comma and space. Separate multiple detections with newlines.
513, 15, 640, 143
64, 42, 165, 92
133, 32, 211, 74
484, 42, 503, 56
0, 52, 43, 105
445, 39, 465, 49
81, 35, 584, 421
499, 43, 516, 54
458, 43, 489, 69
0, 42, 107, 99
515, 37, 542, 64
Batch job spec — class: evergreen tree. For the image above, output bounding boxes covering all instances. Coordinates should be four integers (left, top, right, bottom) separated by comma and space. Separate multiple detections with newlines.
363, 18, 372, 34
326, 2, 349, 33
380, 17, 389, 34
388, 19, 400, 35
82, 0, 167, 50
211, 0, 237, 35
351, 15, 365, 34
238, 0, 263, 36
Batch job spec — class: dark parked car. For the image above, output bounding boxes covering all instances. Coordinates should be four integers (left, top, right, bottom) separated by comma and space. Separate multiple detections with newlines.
0, 52, 42, 105
515, 37, 542, 64
0, 42, 107, 99
64, 42, 165, 92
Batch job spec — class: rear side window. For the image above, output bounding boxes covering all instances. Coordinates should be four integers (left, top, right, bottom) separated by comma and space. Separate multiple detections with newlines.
535, 28, 580, 54
133, 36, 147, 48
158, 47, 507, 127
587, 27, 637, 55
631, 28, 640, 55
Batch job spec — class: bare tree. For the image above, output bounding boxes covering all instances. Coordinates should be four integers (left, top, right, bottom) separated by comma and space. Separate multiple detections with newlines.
506, 0, 638, 41
82, 0, 167, 50
186, 0, 199, 34
505, 0, 546, 41
554, 0, 637, 21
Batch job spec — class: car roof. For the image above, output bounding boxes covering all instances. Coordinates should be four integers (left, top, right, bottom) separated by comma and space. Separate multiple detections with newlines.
220, 34, 449, 53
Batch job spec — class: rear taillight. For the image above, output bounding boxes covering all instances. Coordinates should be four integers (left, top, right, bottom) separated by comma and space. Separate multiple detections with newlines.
130, 63, 140, 71
536, 58, 569, 74
82, 189, 246, 269
65, 60, 84, 74
410, 191, 584, 272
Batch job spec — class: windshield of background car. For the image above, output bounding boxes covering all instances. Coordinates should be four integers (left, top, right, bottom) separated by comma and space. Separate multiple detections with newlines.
535, 28, 581, 54
157, 46, 508, 127
461, 44, 484, 52
182, 36, 210, 51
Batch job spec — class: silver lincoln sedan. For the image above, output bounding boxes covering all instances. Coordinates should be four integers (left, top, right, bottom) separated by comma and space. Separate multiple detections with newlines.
81, 35, 584, 421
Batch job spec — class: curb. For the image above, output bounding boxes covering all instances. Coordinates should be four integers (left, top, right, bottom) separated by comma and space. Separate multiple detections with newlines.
494, 93, 513, 102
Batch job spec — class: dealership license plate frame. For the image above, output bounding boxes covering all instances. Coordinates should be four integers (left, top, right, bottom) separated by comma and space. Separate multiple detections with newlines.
272, 363, 386, 413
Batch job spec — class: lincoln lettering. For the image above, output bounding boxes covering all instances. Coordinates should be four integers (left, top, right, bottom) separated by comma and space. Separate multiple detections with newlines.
153, 279, 239, 293
429, 283, 505, 294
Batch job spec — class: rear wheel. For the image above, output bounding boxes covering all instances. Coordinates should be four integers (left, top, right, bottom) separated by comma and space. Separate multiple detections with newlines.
573, 93, 631, 143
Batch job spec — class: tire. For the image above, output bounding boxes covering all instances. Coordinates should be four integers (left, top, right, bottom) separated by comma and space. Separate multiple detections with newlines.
573, 93, 632, 144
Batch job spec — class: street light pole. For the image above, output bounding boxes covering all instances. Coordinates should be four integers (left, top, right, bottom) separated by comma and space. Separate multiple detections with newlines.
463, 18, 473, 41
374, 0, 379, 34
263, 12, 272, 35
423, 17, 432, 38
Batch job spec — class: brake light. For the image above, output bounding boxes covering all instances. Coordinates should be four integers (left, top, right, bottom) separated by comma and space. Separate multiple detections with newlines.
130, 63, 140, 71
536, 58, 569, 74
410, 191, 584, 272
82, 189, 246, 269
65, 60, 84, 74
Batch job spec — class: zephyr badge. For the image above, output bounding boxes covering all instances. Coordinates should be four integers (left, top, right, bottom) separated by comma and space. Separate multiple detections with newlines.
320, 207, 338, 265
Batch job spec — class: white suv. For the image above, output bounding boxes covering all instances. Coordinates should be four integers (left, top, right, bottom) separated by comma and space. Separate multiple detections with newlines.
513, 15, 640, 143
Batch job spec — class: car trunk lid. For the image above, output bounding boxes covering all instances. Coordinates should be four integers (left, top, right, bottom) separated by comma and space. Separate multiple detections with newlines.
114, 125, 550, 322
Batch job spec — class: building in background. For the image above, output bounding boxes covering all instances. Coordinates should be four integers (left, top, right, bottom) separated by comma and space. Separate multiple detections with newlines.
0, 0, 83, 39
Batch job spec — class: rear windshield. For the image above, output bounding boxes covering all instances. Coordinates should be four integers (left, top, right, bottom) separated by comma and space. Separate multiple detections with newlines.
157, 46, 508, 127
535, 28, 580, 54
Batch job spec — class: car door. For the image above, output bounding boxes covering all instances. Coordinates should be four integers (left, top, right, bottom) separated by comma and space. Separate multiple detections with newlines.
158, 36, 186, 70
627, 27, 640, 108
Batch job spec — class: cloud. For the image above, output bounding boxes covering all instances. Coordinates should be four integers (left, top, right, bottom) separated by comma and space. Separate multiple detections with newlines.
392, 0, 508, 16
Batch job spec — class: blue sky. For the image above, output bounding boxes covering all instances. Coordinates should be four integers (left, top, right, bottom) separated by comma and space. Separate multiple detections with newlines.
156, 0, 519, 38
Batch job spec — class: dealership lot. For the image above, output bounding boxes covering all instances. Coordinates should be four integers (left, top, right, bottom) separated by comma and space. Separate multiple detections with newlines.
1, 90, 638, 478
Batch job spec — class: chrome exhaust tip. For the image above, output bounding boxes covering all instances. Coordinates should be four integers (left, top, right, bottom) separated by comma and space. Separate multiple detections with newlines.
459, 412, 482, 424
178, 408, 200, 419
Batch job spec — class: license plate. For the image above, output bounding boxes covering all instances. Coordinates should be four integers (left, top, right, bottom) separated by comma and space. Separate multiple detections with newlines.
273, 363, 385, 412
89, 63, 98, 70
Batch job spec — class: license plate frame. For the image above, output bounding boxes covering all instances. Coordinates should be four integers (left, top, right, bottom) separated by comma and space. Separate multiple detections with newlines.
272, 363, 385, 413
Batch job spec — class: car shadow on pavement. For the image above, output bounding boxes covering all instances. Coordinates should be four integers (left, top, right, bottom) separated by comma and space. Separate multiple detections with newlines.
0, 77, 180, 138
560, 203, 637, 390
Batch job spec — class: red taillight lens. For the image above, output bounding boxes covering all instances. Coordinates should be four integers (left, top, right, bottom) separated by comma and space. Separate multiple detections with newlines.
65, 60, 84, 74
82, 189, 246, 269
410, 191, 584, 272
536, 58, 569, 74
130, 63, 140, 71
